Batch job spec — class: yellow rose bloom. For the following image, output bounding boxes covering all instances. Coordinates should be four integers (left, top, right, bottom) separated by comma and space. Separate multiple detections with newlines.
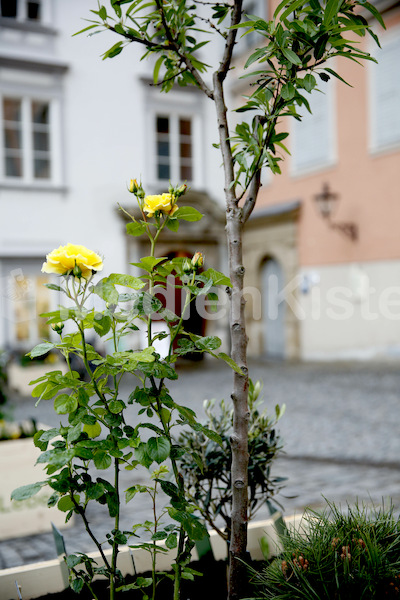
143, 193, 178, 217
41, 243, 103, 279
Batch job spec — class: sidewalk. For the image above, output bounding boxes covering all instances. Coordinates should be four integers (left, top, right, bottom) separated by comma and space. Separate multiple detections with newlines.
1, 359, 400, 570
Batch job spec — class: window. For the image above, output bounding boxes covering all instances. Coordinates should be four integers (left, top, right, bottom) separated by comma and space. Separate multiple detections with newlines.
370, 29, 400, 152
291, 81, 335, 175
1, 264, 51, 348
155, 114, 193, 182
0, 0, 41, 21
2, 96, 53, 182
13, 273, 50, 344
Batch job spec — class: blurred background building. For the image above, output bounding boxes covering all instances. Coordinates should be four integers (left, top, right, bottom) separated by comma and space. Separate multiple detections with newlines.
237, 0, 400, 361
0, 0, 399, 363
0, 0, 226, 361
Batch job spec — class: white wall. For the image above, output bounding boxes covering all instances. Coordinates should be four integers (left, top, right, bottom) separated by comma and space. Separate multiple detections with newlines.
298, 259, 400, 360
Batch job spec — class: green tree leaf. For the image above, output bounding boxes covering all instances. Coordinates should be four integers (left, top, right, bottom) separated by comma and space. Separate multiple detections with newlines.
218, 352, 243, 375
168, 507, 208, 541
108, 273, 145, 289
125, 485, 139, 503
166, 533, 178, 549
201, 268, 231, 287
57, 495, 79, 512
94, 449, 112, 470
93, 313, 112, 337
28, 342, 55, 358
109, 400, 125, 414
193, 335, 222, 352
303, 73, 317, 92
147, 436, 171, 463
166, 218, 180, 232
83, 422, 102, 438
126, 221, 146, 237
134, 443, 153, 468
11, 482, 45, 501
282, 48, 302, 65
174, 207, 203, 221
102, 41, 124, 60
126, 220, 146, 236
54, 394, 78, 415
92, 279, 119, 304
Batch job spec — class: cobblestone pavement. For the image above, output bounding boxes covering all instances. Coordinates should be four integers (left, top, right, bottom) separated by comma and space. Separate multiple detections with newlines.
1, 359, 400, 570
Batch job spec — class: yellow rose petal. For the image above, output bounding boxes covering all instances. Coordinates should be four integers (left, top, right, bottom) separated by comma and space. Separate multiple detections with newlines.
42, 243, 103, 279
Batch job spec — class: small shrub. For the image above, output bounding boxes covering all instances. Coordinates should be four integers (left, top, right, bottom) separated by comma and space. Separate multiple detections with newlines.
249, 501, 400, 600
175, 379, 285, 543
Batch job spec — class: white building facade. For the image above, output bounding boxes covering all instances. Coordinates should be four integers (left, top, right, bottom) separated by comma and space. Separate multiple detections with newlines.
0, 0, 225, 355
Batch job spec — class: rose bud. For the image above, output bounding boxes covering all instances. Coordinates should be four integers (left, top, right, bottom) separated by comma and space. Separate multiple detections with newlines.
51, 322, 64, 335
191, 252, 204, 270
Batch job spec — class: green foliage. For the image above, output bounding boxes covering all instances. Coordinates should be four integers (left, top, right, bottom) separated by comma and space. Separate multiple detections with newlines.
230, 0, 383, 189
78, 0, 383, 196
57, 2, 384, 598
13, 181, 237, 600
250, 502, 400, 600
175, 379, 285, 543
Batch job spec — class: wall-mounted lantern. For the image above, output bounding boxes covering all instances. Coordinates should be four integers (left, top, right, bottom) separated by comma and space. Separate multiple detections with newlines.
314, 183, 358, 241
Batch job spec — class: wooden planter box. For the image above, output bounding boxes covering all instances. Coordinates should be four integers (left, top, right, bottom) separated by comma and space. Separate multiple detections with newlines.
0, 515, 303, 600
0, 436, 71, 541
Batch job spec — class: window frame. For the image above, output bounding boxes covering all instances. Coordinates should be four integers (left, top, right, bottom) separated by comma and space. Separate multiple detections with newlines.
0, 92, 62, 188
154, 113, 194, 183
146, 94, 204, 190
290, 79, 337, 177
368, 25, 400, 156
0, 258, 57, 350
0, 0, 50, 24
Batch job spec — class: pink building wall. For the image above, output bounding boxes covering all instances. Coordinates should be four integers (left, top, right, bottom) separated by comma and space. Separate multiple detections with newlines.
255, 6, 400, 268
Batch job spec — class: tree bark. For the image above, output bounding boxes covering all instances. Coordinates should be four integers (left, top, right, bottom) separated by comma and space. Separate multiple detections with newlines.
226, 205, 250, 600
212, 63, 251, 599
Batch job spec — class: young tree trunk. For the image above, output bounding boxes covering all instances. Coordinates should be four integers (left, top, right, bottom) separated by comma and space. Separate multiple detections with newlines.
226, 206, 250, 600
213, 64, 259, 599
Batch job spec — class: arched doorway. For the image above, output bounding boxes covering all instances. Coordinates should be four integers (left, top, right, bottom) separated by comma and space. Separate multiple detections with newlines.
261, 257, 286, 359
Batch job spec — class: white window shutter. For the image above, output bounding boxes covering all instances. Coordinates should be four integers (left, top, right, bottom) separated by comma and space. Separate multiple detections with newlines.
292, 80, 334, 174
371, 32, 400, 150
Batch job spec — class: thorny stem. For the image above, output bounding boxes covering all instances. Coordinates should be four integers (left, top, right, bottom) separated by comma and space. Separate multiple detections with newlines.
70, 495, 112, 571
70, 567, 100, 600
110, 458, 120, 600
76, 322, 107, 405
147, 222, 165, 346
154, 392, 186, 600
194, 13, 227, 38
166, 276, 194, 361
151, 484, 158, 600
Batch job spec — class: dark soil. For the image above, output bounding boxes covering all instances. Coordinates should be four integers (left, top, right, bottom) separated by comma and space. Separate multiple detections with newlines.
30, 560, 262, 600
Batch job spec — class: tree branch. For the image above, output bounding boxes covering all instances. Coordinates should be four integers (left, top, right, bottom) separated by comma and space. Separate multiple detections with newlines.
213, 72, 236, 205
153, 0, 214, 99
241, 168, 261, 223
107, 24, 171, 52
217, 0, 243, 81
194, 13, 227, 39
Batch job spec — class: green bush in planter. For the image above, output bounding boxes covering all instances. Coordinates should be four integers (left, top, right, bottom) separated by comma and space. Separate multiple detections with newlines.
249, 501, 400, 599
175, 379, 286, 546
